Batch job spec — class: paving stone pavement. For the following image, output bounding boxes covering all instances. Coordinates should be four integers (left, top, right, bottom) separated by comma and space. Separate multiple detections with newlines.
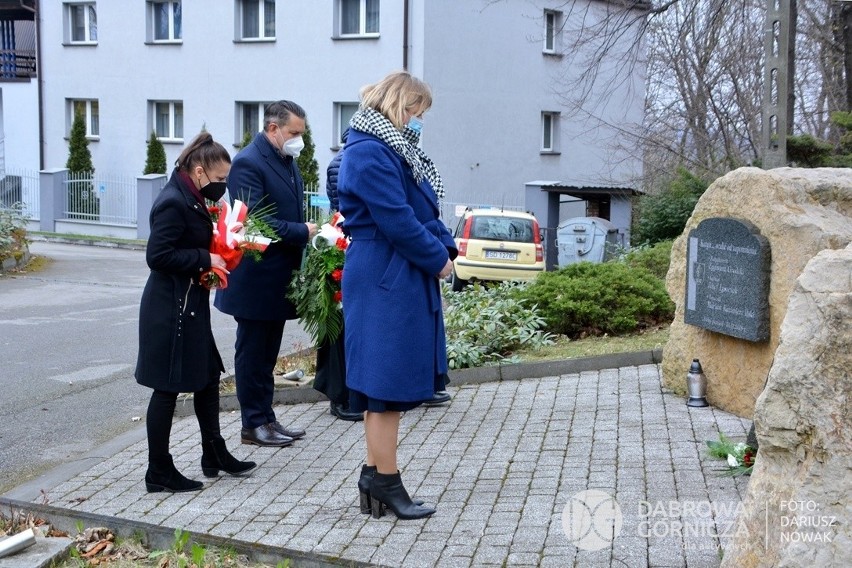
33, 364, 751, 567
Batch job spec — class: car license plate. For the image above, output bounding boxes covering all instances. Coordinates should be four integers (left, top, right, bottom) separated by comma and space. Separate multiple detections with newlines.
484, 250, 518, 261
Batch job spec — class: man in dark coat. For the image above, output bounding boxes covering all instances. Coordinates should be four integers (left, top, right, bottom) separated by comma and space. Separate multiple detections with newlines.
214, 101, 318, 447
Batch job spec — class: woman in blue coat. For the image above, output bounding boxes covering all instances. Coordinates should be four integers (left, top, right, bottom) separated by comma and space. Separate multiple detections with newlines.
338, 71, 457, 520
136, 132, 256, 492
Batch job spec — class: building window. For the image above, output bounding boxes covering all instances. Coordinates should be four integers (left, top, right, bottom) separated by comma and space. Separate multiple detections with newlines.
541, 111, 560, 152
65, 3, 98, 44
151, 101, 183, 141
148, 1, 182, 42
543, 10, 562, 54
67, 99, 99, 139
238, 0, 275, 41
337, 0, 379, 37
236, 101, 271, 143
335, 102, 359, 146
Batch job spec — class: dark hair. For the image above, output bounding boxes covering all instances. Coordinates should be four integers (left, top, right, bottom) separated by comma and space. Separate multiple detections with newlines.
175, 131, 231, 172
263, 100, 307, 131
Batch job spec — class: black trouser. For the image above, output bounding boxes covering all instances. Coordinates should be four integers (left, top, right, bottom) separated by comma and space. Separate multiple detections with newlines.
234, 317, 286, 428
146, 380, 220, 469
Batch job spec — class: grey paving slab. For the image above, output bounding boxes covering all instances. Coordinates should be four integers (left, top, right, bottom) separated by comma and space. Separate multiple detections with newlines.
2, 364, 752, 567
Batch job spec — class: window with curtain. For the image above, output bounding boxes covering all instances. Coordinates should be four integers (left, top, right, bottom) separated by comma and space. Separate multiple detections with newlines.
240, 0, 275, 40
67, 3, 97, 43
69, 99, 100, 138
151, 1, 182, 41
339, 0, 379, 36
543, 9, 562, 54
152, 101, 184, 141
541, 111, 560, 152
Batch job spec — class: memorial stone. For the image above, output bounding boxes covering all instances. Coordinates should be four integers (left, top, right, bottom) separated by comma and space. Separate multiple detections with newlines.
684, 217, 770, 342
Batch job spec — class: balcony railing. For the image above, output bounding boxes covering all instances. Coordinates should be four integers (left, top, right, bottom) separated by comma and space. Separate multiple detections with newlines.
0, 48, 36, 79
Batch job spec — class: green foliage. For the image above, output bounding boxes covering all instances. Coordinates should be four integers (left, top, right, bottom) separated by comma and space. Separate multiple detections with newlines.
514, 262, 674, 338
296, 123, 320, 188
288, 215, 345, 346
238, 129, 254, 150
786, 134, 834, 167
443, 281, 554, 370
632, 167, 708, 246
0, 203, 28, 256
143, 131, 167, 175
706, 432, 756, 477
618, 240, 673, 280
66, 111, 94, 174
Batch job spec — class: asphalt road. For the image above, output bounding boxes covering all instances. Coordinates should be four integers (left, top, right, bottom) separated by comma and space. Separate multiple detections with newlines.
0, 241, 309, 495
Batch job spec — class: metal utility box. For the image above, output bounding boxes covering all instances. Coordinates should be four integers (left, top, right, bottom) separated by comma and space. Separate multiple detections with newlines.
556, 217, 618, 266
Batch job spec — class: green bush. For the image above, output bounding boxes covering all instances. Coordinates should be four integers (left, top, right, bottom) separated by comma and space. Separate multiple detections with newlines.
619, 240, 673, 280
443, 281, 553, 369
632, 167, 708, 246
514, 262, 674, 338
143, 131, 167, 175
0, 204, 28, 262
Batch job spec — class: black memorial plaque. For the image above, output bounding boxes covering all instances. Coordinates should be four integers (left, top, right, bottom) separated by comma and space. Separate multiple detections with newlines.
684, 217, 770, 342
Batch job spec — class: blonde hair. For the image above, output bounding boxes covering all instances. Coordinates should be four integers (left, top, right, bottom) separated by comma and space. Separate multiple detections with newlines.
360, 71, 432, 129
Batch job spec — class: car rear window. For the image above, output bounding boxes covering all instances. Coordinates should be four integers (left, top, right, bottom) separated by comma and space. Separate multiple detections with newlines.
469, 216, 534, 243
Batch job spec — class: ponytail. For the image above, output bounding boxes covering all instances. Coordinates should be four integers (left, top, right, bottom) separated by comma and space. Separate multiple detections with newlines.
175, 131, 231, 172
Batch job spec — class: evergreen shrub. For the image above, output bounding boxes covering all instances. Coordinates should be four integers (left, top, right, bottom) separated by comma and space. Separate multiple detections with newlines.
513, 262, 674, 338
443, 281, 553, 370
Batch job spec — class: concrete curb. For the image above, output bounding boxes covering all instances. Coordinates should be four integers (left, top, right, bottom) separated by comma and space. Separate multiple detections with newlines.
27, 233, 147, 251
0, 498, 379, 568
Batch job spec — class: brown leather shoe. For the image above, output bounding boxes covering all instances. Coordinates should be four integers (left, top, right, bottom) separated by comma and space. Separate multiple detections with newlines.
270, 421, 306, 440
241, 424, 294, 447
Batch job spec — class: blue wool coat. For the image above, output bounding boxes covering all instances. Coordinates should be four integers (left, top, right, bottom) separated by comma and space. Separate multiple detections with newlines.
338, 129, 457, 402
214, 132, 309, 321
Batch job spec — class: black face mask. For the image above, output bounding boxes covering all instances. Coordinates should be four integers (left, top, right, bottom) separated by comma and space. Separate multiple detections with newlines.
200, 181, 227, 202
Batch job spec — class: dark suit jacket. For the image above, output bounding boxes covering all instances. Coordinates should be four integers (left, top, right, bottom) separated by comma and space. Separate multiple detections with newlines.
136, 170, 225, 392
214, 132, 309, 321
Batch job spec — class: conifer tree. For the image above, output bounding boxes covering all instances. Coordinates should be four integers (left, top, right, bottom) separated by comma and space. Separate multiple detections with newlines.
66, 111, 96, 218
143, 131, 167, 174
238, 130, 253, 150
297, 123, 319, 189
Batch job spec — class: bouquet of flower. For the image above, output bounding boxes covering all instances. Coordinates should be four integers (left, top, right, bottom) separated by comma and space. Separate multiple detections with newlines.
288, 212, 347, 346
200, 199, 278, 289
706, 433, 756, 477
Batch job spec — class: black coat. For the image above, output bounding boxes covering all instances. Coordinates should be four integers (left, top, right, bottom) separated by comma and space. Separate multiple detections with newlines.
326, 128, 348, 211
135, 170, 225, 393
214, 133, 309, 321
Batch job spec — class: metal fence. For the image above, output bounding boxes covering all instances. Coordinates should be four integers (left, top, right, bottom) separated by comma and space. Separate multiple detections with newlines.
64, 171, 137, 225
304, 186, 331, 223
0, 167, 40, 220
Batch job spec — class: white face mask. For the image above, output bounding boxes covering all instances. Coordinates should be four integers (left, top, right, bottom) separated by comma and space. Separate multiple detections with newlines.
282, 135, 304, 158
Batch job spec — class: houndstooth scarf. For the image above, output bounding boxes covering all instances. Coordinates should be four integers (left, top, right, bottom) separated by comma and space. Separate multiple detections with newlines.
349, 107, 445, 205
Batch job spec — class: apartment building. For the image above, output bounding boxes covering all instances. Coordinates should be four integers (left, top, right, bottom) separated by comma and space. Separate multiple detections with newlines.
3, 0, 647, 230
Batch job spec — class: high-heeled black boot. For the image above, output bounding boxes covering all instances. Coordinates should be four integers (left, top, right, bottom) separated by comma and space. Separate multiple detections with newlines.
201, 438, 257, 478
369, 472, 435, 520
359, 465, 425, 514
145, 455, 203, 493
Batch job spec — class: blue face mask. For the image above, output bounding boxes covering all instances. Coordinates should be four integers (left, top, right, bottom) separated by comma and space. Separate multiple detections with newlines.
407, 116, 423, 134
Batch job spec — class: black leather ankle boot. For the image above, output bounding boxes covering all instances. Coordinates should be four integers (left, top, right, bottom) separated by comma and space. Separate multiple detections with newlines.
145, 456, 202, 493
201, 438, 257, 478
369, 472, 435, 520
358, 466, 424, 514
358, 465, 377, 514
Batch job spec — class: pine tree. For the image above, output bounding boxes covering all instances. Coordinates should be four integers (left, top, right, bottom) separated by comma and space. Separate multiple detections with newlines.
297, 123, 319, 189
66, 111, 94, 174
238, 130, 253, 150
66, 111, 96, 219
143, 131, 167, 174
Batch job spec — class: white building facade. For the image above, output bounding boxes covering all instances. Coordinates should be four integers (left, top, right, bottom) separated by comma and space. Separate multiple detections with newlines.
8, 0, 647, 231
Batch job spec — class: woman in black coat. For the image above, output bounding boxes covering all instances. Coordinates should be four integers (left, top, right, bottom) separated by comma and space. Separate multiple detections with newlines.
135, 132, 256, 492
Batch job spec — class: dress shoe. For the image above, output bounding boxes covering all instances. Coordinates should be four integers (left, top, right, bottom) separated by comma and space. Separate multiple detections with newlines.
201, 438, 257, 477
423, 391, 451, 406
270, 421, 306, 440
241, 424, 294, 447
369, 471, 435, 520
330, 402, 364, 422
